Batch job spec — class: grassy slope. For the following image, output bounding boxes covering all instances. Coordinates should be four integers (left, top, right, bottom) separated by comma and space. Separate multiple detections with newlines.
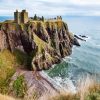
0, 49, 30, 94
0, 50, 15, 94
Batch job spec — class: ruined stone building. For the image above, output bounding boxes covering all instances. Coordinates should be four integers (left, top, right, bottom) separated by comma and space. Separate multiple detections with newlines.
57, 16, 62, 20
14, 10, 28, 24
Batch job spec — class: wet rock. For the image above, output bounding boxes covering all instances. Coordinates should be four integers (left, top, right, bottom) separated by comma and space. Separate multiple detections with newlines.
73, 37, 80, 46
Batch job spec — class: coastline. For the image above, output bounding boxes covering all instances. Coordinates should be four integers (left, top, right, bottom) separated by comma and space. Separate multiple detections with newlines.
0, 15, 99, 99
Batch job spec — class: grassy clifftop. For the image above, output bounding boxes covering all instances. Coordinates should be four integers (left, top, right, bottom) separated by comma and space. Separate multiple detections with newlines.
0, 20, 74, 70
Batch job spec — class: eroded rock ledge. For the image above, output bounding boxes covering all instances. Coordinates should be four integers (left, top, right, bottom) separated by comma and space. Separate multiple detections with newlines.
0, 20, 79, 70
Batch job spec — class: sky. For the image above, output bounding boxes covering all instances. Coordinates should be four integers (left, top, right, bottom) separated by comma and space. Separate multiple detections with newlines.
0, 0, 100, 17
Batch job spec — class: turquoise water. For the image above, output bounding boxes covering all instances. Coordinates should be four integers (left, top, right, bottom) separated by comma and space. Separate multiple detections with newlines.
46, 16, 100, 89
0, 16, 100, 90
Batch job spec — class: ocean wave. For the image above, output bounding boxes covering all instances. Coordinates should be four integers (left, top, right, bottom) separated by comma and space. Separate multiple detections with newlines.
41, 71, 76, 93
63, 56, 72, 62
53, 76, 76, 93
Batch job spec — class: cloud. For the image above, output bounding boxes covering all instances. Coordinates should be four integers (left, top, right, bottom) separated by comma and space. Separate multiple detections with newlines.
70, 0, 100, 5
0, 0, 100, 16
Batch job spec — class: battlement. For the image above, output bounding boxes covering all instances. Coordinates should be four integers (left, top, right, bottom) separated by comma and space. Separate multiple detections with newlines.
14, 10, 28, 24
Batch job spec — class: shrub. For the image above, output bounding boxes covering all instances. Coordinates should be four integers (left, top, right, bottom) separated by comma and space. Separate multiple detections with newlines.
13, 75, 27, 98
0, 68, 15, 94
34, 14, 38, 20
13, 49, 28, 66
85, 83, 100, 100
41, 16, 44, 21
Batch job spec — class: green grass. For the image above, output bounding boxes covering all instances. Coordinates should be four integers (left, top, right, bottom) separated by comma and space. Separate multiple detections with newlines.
0, 50, 15, 94
33, 33, 48, 54
13, 75, 27, 98
0, 68, 15, 94
0, 49, 32, 94
85, 84, 100, 100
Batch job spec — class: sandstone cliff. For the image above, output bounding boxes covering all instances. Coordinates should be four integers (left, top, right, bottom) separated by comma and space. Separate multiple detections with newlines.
0, 20, 79, 70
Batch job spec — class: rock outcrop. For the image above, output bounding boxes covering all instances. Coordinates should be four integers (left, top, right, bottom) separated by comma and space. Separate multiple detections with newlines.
10, 70, 60, 100
0, 20, 79, 70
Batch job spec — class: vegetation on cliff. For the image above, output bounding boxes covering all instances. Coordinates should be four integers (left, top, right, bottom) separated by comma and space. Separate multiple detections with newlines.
0, 77, 100, 100
0, 49, 30, 94
0, 20, 81, 99
0, 50, 15, 94
48, 78, 100, 100
13, 75, 27, 98
0, 20, 76, 71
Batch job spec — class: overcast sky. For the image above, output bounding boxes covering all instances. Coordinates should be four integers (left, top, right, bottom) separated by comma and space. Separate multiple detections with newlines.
0, 0, 100, 17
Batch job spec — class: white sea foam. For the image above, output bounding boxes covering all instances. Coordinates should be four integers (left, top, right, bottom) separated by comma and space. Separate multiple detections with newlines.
40, 71, 76, 93
63, 56, 72, 62
53, 77, 76, 93
40, 71, 63, 91
79, 35, 91, 42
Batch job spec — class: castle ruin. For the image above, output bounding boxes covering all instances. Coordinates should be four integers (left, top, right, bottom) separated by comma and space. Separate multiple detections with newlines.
57, 16, 62, 20
14, 10, 28, 24
14, 10, 62, 24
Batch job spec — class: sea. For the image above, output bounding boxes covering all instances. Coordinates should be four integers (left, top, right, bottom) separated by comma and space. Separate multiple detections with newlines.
0, 16, 100, 92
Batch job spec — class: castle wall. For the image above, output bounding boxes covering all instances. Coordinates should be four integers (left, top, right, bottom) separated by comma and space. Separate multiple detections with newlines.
14, 12, 21, 24
14, 10, 28, 24
21, 11, 28, 23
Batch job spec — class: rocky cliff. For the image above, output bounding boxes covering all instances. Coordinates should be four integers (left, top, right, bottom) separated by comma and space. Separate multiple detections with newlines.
0, 20, 80, 100
0, 20, 79, 71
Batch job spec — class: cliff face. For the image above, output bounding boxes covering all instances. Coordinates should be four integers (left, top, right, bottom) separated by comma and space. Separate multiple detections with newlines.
0, 20, 77, 70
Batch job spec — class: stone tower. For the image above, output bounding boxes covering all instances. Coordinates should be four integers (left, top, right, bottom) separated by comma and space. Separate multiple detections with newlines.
14, 10, 21, 24
21, 10, 28, 23
14, 10, 28, 24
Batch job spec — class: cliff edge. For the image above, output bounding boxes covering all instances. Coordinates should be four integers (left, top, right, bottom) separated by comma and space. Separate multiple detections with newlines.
0, 19, 80, 99
0, 20, 78, 70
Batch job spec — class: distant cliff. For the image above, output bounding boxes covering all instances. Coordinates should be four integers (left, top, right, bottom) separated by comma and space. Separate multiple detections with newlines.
0, 20, 79, 70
